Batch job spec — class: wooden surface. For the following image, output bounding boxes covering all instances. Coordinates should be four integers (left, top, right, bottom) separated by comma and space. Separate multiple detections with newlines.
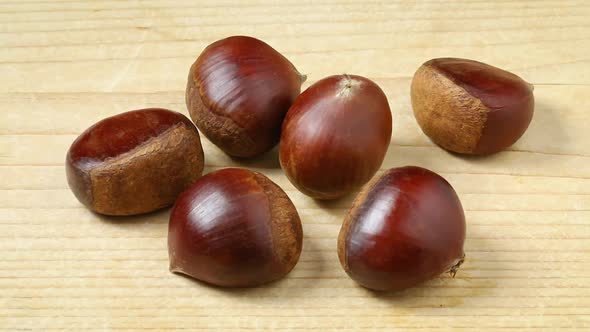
1, 0, 589, 331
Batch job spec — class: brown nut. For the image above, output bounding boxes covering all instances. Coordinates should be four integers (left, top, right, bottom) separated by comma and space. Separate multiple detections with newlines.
168, 168, 303, 287
338, 166, 465, 291
411, 58, 534, 155
186, 36, 305, 158
279, 74, 392, 200
66, 108, 204, 216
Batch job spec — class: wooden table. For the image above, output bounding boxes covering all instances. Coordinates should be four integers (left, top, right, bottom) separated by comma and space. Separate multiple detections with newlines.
1, 1, 589, 330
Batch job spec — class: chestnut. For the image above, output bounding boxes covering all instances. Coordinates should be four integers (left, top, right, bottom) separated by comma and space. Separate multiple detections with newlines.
279, 74, 392, 200
186, 35, 305, 158
338, 166, 466, 291
66, 108, 204, 216
168, 168, 303, 287
411, 58, 534, 155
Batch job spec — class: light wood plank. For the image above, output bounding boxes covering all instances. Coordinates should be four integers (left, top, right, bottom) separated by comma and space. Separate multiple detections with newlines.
1, 0, 589, 330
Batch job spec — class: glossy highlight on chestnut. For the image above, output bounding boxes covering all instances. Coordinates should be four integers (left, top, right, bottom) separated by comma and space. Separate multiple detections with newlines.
338, 166, 466, 291
411, 57, 534, 155
168, 168, 303, 287
66, 108, 204, 216
186, 35, 305, 158
280, 74, 392, 200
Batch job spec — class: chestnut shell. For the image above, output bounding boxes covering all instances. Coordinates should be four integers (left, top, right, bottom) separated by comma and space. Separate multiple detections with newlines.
279, 74, 392, 199
186, 35, 304, 158
168, 168, 303, 287
411, 57, 534, 155
338, 166, 466, 291
66, 108, 204, 216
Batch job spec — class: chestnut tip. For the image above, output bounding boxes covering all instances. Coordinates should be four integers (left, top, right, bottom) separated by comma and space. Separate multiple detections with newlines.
299, 73, 308, 84
447, 253, 465, 278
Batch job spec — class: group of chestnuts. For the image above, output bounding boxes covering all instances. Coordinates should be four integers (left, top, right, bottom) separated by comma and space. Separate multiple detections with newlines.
66, 36, 534, 291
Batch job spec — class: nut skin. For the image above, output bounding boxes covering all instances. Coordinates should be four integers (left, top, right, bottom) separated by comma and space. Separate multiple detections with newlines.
168, 168, 303, 287
411, 58, 534, 155
66, 108, 204, 216
186, 35, 305, 158
338, 166, 466, 291
279, 74, 392, 200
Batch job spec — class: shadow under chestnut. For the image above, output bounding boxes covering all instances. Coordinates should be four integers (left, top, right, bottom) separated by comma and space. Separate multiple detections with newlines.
313, 192, 356, 214
514, 98, 568, 154
442, 98, 567, 170
93, 207, 171, 225
229, 145, 281, 169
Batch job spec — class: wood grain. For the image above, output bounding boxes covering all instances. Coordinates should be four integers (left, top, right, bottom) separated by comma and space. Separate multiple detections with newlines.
1, 0, 589, 330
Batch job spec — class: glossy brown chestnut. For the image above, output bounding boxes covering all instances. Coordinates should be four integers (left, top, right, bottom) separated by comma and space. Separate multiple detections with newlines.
66, 108, 204, 216
279, 74, 392, 200
186, 35, 305, 158
168, 168, 303, 287
338, 166, 466, 291
411, 58, 534, 155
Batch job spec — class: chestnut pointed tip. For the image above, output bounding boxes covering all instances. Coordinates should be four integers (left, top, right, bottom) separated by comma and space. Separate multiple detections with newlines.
448, 253, 466, 278
169, 260, 192, 279
528, 82, 535, 91
168, 258, 179, 273
299, 73, 307, 84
